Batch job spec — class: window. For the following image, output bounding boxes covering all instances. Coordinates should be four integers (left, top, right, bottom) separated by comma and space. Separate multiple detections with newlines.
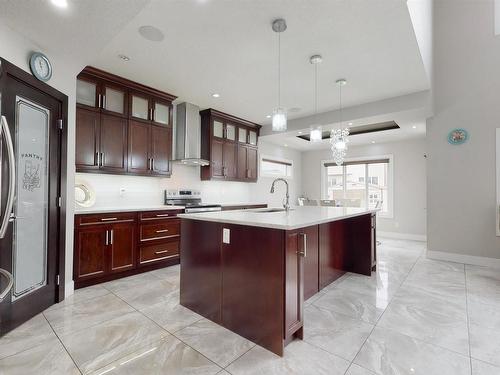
321, 156, 393, 217
260, 156, 293, 178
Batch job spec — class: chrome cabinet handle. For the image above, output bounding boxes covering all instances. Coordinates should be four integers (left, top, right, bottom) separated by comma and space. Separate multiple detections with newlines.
102, 95, 106, 109
105, 230, 109, 245
101, 152, 104, 166
0, 268, 14, 301
151, 158, 155, 171
101, 217, 118, 221
298, 233, 307, 257
110, 229, 113, 245
0, 116, 16, 239
96, 151, 100, 167
156, 214, 170, 217
156, 229, 169, 233
155, 250, 168, 255
98, 94, 102, 108
150, 108, 154, 121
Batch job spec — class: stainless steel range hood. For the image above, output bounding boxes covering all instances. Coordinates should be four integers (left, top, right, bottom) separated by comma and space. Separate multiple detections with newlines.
174, 102, 210, 166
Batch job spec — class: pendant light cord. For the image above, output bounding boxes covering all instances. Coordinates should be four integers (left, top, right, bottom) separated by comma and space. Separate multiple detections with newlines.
314, 63, 318, 123
339, 83, 343, 128
278, 31, 281, 108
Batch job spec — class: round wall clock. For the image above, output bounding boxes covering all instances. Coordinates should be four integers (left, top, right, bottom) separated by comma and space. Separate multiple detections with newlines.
448, 128, 468, 145
29, 52, 52, 82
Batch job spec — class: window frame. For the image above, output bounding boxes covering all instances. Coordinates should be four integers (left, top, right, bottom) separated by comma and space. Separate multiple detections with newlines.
260, 155, 294, 179
320, 154, 394, 218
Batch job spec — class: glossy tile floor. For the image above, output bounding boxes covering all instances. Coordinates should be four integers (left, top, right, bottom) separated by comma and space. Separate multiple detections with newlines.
1, 238, 500, 374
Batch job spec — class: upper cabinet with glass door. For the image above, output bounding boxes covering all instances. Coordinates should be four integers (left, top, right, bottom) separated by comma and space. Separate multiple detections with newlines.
129, 93, 172, 127
76, 75, 127, 117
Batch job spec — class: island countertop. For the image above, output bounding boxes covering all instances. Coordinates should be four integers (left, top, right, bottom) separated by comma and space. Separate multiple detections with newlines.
178, 206, 377, 230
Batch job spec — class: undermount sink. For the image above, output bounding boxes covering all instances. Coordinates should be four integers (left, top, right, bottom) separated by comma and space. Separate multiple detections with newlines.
248, 208, 294, 213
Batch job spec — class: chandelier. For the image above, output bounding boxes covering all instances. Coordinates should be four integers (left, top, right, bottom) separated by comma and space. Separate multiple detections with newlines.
330, 79, 350, 165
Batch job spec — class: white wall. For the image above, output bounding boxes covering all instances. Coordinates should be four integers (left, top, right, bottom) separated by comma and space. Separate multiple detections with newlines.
76, 140, 302, 209
301, 138, 427, 238
427, 0, 500, 261
0, 23, 83, 297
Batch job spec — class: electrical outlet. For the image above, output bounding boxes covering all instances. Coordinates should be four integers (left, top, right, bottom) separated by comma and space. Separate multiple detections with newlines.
119, 188, 126, 197
223, 228, 230, 244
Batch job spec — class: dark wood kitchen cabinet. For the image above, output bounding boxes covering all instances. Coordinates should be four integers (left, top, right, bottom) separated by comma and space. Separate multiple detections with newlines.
284, 230, 305, 341
74, 209, 181, 288
74, 213, 136, 283
200, 109, 261, 182
128, 121, 172, 176
76, 66, 176, 177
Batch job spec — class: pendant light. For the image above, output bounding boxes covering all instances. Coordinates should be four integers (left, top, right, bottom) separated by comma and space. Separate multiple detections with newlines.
271, 19, 287, 132
330, 79, 350, 165
309, 54, 323, 142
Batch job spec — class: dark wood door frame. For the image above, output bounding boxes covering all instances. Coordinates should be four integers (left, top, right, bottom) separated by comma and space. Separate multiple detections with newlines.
0, 58, 68, 302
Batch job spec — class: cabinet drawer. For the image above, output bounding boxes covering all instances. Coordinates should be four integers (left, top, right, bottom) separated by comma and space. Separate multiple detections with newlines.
77, 212, 136, 226
140, 210, 183, 221
139, 241, 179, 264
140, 221, 180, 241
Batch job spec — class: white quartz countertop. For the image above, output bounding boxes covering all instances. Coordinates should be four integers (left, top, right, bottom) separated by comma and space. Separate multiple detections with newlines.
75, 205, 185, 215
178, 206, 377, 230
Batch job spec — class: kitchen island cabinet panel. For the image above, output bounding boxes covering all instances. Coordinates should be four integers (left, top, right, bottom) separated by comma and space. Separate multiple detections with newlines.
222, 224, 284, 355
302, 226, 320, 300
180, 220, 222, 323
285, 230, 304, 342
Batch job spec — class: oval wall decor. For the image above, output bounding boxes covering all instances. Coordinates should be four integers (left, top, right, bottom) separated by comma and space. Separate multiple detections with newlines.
448, 128, 468, 145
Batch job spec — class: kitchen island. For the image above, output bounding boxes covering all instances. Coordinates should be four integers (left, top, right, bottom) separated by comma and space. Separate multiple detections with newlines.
179, 206, 377, 356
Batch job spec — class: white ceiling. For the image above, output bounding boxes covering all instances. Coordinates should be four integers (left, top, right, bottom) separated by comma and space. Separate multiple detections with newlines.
0, 0, 430, 149
92, 0, 429, 125
0, 0, 150, 66
262, 110, 427, 151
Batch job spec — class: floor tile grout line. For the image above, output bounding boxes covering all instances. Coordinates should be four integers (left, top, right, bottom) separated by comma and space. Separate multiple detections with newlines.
41, 311, 84, 375
346, 244, 420, 373
102, 274, 226, 373
464, 266, 473, 375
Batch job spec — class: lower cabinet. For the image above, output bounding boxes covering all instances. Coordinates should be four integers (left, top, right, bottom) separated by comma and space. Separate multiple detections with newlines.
74, 210, 181, 288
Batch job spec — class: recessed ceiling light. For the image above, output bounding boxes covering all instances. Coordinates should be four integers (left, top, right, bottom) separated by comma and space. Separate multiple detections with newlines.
211, 93, 220, 98
266, 115, 271, 119
412, 125, 417, 129
298, 131, 303, 134
284, 144, 288, 147
118, 54, 130, 61
51, 0, 68, 8
371, 140, 376, 144
138, 25, 165, 42
348, 122, 353, 126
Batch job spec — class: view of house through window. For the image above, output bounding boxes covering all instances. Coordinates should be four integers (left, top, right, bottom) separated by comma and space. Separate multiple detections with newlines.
323, 158, 391, 215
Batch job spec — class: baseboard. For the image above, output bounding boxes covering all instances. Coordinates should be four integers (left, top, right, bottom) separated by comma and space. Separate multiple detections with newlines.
377, 231, 427, 242
64, 280, 75, 298
426, 250, 500, 269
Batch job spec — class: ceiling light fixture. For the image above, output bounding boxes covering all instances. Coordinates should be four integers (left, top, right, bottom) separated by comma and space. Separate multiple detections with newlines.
330, 79, 350, 166
211, 93, 220, 98
309, 54, 323, 143
118, 54, 130, 61
271, 18, 287, 132
51, 0, 68, 8
138, 25, 165, 42
348, 122, 353, 126
412, 125, 417, 129
371, 140, 376, 144
266, 115, 271, 119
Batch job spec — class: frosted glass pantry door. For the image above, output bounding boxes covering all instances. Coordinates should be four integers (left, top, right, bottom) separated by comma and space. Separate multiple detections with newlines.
12, 96, 49, 300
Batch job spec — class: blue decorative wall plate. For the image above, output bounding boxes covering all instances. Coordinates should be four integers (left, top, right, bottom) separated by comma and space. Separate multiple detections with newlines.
448, 128, 468, 145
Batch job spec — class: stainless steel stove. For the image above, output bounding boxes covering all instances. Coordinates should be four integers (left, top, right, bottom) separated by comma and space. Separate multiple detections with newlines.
165, 189, 222, 213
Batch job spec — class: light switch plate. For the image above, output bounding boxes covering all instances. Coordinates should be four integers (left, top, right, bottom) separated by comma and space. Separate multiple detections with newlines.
222, 228, 230, 244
